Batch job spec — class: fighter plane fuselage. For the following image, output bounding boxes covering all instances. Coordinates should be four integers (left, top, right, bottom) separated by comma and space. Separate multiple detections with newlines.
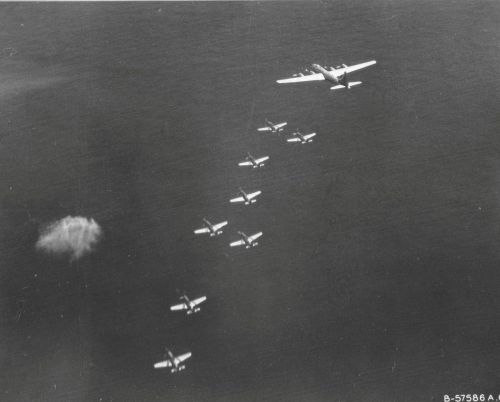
166, 352, 183, 371
202, 219, 215, 234
249, 157, 261, 168
203, 218, 224, 236
238, 232, 250, 246
166, 350, 175, 363
182, 296, 197, 314
292, 130, 304, 141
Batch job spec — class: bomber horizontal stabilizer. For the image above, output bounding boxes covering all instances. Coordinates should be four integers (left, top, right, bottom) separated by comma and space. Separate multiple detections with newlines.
330, 81, 362, 90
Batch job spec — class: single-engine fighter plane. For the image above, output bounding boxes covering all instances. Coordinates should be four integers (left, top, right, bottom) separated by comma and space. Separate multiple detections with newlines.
170, 294, 207, 315
287, 130, 316, 144
276, 60, 376, 90
230, 188, 262, 205
230, 231, 263, 249
238, 153, 269, 168
154, 348, 192, 373
194, 218, 228, 237
257, 119, 287, 133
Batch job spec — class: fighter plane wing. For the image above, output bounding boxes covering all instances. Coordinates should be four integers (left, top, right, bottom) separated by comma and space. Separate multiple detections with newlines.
303, 133, 316, 140
248, 232, 263, 242
230, 239, 245, 247
254, 156, 269, 164
170, 303, 188, 311
247, 191, 261, 200
190, 296, 207, 307
277, 73, 325, 84
230, 196, 245, 203
274, 122, 287, 129
238, 161, 253, 167
175, 352, 192, 363
154, 359, 172, 369
194, 227, 210, 234
212, 221, 228, 231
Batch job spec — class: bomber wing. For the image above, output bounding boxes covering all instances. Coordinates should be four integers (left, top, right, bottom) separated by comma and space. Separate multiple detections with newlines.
333, 60, 376, 76
194, 227, 210, 235
238, 161, 253, 167
303, 133, 316, 141
277, 73, 325, 84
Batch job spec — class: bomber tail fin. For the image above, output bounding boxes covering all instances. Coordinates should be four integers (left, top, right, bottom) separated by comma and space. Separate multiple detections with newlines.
340, 72, 348, 88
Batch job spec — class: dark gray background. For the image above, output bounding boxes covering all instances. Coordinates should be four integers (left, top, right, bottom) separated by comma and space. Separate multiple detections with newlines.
1, 2, 500, 401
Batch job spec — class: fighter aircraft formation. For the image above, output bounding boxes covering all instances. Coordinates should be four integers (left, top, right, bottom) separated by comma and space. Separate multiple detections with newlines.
153, 59, 376, 373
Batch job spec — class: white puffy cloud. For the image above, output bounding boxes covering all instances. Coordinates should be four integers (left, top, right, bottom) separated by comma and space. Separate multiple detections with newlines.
36, 216, 102, 260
